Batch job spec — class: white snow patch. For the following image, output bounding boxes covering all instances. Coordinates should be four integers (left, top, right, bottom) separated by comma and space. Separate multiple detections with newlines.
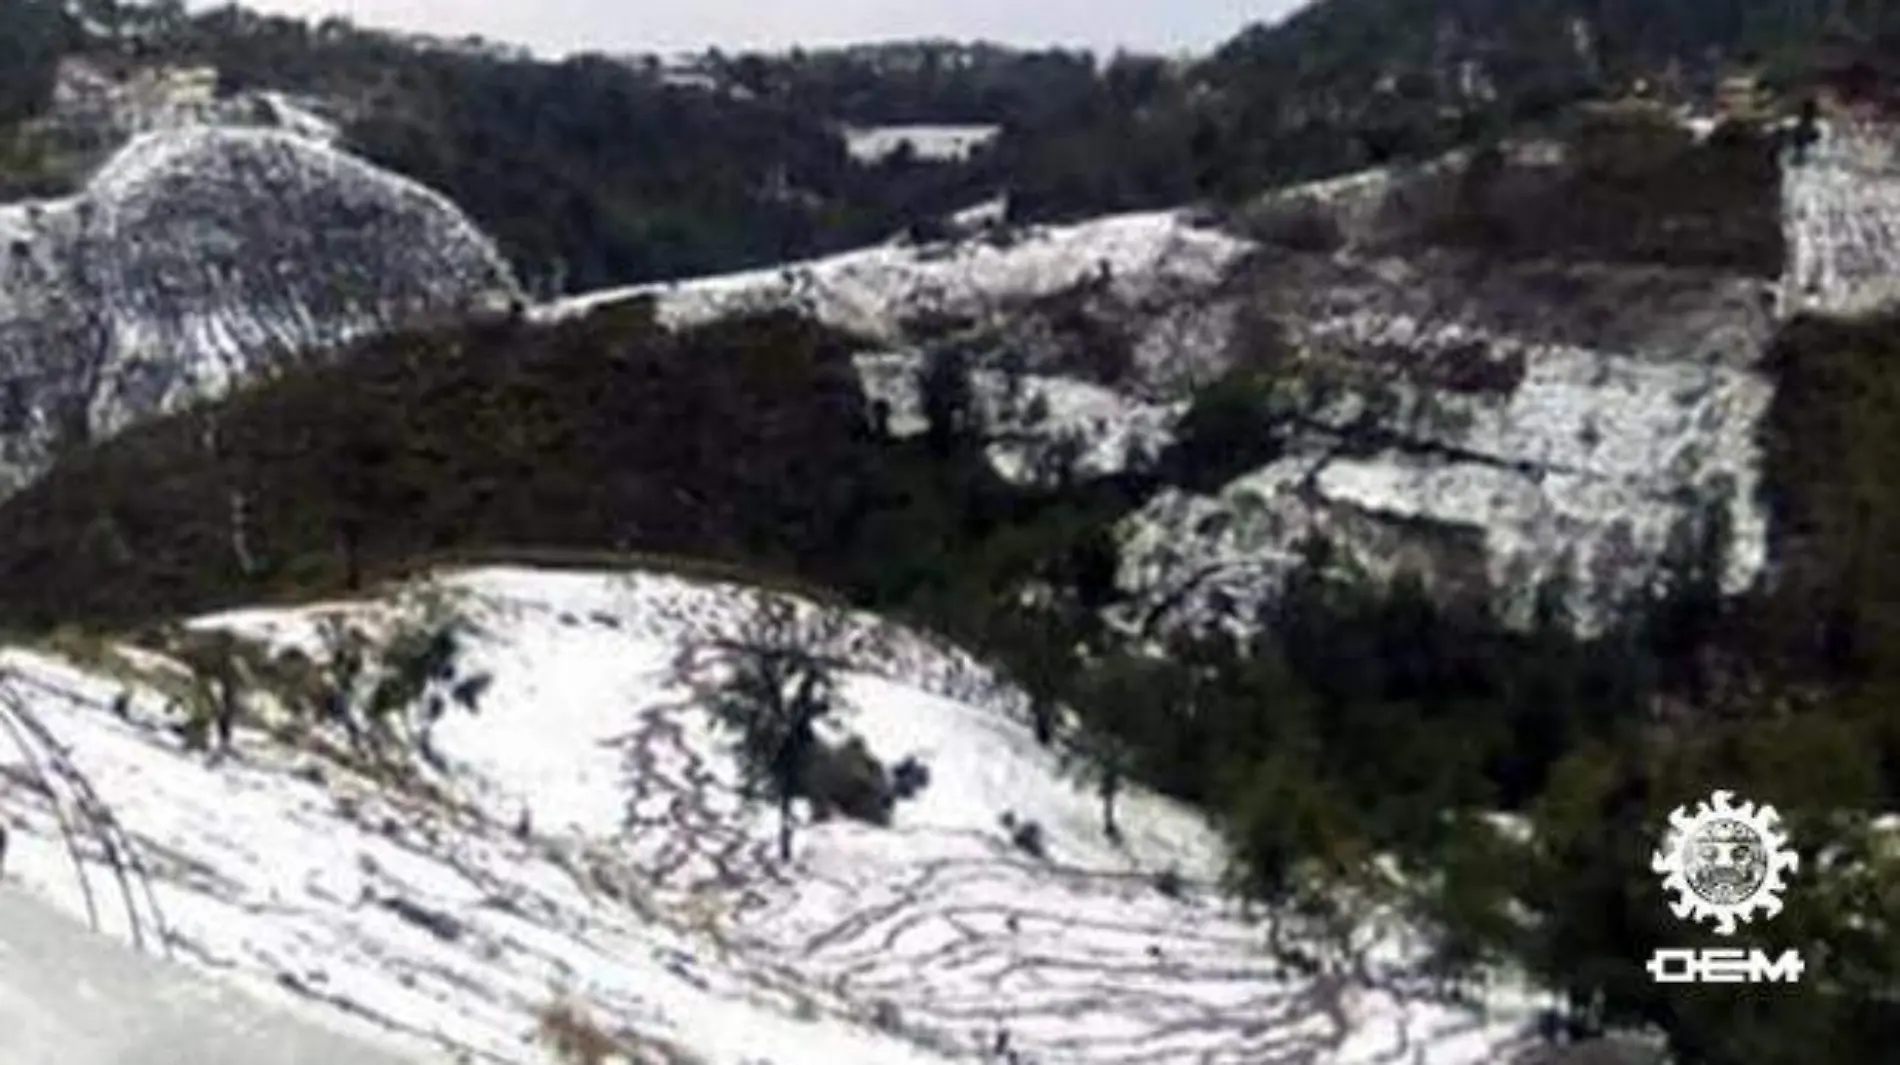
843, 124, 1000, 164
948, 196, 1009, 232
542, 209, 1253, 344
853, 350, 1181, 485
0, 884, 420, 1065
1782, 119, 1900, 317
0, 566, 1542, 1065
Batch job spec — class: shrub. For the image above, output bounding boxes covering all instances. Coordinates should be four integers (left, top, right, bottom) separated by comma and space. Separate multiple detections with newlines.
869, 998, 904, 1034
535, 998, 620, 1065
803, 735, 895, 827
1009, 817, 1046, 859
891, 754, 931, 800
1162, 369, 1298, 492
304, 591, 492, 767
1243, 197, 1346, 252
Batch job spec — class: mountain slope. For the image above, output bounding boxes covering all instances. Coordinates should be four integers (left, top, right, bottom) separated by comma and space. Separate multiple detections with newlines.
531, 109, 1900, 642
543, 209, 1247, 363
1214, 0, 1874, 115
538, 114, 1813, 633
4, 107, 1885, 642
0, 114, 1845, 639
0, 123, 519, 497
0, 566, 1545, 1065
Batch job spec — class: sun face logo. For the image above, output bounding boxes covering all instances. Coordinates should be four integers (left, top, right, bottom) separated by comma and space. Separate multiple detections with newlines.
1651, 790, 1799, 936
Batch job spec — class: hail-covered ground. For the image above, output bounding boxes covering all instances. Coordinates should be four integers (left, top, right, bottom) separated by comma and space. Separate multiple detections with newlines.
8, 60, 1883, 642
539, 140, 1793, 635
544, 114, 1900, 637
842, 125, 1002, 165
542, 209, 1248, 345
1781, 117, 1900, 318
0, 884, 420, 1065
0, 566, 1548, 1065
0, 124, 519, 498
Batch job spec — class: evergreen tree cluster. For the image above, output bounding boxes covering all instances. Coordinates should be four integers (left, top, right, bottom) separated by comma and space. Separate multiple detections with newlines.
0, 278, 1886, 1065
10, 0, 1897, 291
0, 0, 79, 126
0, 1, 1897, 1060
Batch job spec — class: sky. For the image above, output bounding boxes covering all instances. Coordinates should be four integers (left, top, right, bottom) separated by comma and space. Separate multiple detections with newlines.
205, 0, 1302, 58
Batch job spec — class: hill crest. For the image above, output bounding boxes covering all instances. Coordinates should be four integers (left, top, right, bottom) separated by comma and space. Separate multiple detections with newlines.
0, 123, 519, 497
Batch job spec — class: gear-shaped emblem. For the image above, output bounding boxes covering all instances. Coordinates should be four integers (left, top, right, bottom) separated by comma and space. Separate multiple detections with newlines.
1652, 790, 1799, 936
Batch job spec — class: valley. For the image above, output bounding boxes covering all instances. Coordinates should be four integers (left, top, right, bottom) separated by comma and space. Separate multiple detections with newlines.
0, 2, 1896, 1065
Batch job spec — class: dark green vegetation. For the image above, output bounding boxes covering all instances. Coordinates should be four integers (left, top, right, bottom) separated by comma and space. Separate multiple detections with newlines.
5, 0, 1894, 289
1433, 109, 1788, 276
0, 294, 1891, 1063
0, 306, 878, 628
0, 0, 1897, 1060
0, 0, 72, 125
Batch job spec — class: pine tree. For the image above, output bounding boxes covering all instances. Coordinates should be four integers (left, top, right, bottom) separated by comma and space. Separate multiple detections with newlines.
918, 343, 976, 457
706, 593, 844, 863
1068, 650, 1175, 841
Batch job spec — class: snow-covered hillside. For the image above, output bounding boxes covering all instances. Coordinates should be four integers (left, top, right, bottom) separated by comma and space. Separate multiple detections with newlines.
542, 209, 1248, 350
540, 150, 1800, 632
0, 126, 520, 498
0, 567, 1546, 1065
1117, 307, 1775, 634
544, 113, 1900, 635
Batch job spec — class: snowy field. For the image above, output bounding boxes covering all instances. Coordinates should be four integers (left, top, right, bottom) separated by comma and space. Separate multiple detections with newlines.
0, 885, 419, 1065
843, 125, 1002, 165
0, 567, 1544, 1065
539, 209, 1251, 344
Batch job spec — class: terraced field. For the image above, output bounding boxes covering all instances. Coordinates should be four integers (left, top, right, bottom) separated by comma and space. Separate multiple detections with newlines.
0, 567, 1541, 1065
